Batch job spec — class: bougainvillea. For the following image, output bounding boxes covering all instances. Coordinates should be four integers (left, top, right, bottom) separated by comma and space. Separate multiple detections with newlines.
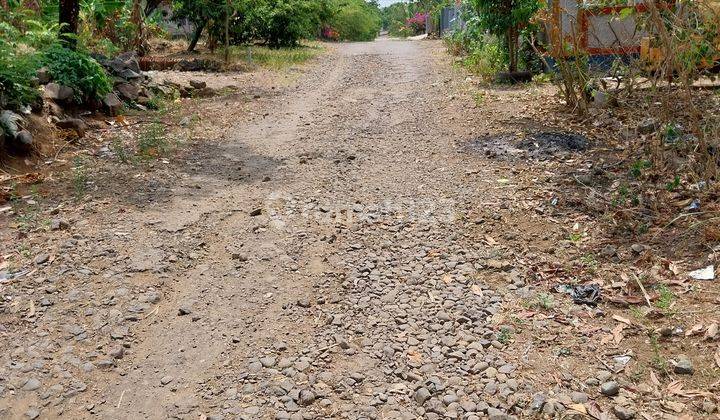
321, 25, 340, 41
406, 12, 427, 34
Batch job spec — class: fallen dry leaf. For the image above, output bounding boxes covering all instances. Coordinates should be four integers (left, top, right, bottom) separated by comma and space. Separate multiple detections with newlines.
650, 371, 661, 387
611, 324, 625, 344
470, 284, 483, 296
686, 324, 704, 337
612, 314, 632, 325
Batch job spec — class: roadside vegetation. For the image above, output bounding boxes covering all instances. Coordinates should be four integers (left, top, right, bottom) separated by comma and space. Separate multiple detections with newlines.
0, 0, 381, 162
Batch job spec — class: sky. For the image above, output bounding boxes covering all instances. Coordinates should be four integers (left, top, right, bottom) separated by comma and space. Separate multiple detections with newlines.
378, 0, 402, 7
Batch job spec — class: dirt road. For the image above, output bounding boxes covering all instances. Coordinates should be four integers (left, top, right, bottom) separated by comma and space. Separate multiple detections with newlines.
2, 39, 716, 419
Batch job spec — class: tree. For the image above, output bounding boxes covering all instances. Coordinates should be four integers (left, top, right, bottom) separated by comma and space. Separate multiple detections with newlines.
467, 0, 539, 72
173, 0, 227, 51
59, 0, 79, 48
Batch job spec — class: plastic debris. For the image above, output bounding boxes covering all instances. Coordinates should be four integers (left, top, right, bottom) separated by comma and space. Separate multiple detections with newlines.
556, 284, 601, 306
686, 199, 701, 212
688, 265, 714, 280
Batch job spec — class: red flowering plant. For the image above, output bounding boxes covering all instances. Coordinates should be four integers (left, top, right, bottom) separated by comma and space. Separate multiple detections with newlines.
405, 12, 428, 34
321, 25, 340, 41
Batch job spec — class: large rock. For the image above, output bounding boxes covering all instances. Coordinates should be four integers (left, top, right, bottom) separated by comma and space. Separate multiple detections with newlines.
44, 83, 74, 102
115, 82, 139, 101
103, 92, 123, 116
106, 52, 141, 77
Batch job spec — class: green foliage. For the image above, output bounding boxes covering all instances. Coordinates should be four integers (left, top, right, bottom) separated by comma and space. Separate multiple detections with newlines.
665, 175, 681, 192
467, 0, 538, 38
137, 122, 169, 159
629, 159, 651, 178
330, 0, 380, 41
465, 0, 540, 71
41, 45, 112, 103
252, 0, 324, 48
232, 43, 323, 70
0, 39, 42, 109
461, 35, 506, 78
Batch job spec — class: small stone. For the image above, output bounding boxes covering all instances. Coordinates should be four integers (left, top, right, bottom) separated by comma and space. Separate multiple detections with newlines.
108, 345, 125, 359
299, 389, 315, 406
630, 244, 647, 254
34, 254, 49, 265
414, 387, 431, 405
50, 218, 69, 231
571, 391, 588, 403
23, 378, 41, 391
673, 354, 694, 375
25, 408, 40, 419
613, 405, 636, 420
189, 79, 207, 89
260, 356, 276, 368
600, 381, 620, 396
160, 375, 174, 385
531, 393, 546, 411
178, 304, 192, 316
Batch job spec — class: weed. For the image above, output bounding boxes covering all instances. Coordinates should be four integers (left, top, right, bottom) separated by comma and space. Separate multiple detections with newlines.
535, 293, 554, 310
17, 243, 31, 258
473, 91, 485, 107
629, 159, 651, 178
72, 157, 89, 198
655, 284, 675, 315
665, 175, 681, 192
649, 334, 668, 373
556, 347, 572, 356
629, 306, 645, 319
230, 43, 323, 71
580, 253, 598, 272
568, 232, 583, 243
137, 122, 169, 159
497, 327, 513, 344
110, 137, 133, 164
661, 122, 682, 143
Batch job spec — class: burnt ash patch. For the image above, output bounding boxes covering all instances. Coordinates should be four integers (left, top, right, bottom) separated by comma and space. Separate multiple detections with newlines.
467, 131, 590, 161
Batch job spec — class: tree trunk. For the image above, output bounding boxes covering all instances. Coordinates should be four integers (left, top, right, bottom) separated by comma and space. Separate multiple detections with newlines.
224, 0, 230, 63
130, 0, 144, 54
507, 26, 518, 73
59, 0, 80, 48
188, 22, 206, 52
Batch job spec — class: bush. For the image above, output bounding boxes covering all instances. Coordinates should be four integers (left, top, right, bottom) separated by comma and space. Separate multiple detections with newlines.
42, 45, 112, 103
248, 0, 322, 48
330, 0, 380, 41
0, 39, 42, 110
462, 36, 506, 78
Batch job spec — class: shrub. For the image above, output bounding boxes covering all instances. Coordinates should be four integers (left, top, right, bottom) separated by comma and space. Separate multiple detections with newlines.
462, 35, 506, 78
406, 11, 427, 34
41, 44, 112, 103
330, 0, 380, 41
251, 0, 322, 48
0, 39, 42, 110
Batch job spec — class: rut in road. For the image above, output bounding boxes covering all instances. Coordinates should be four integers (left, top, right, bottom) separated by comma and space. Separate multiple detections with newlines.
2, 40, 552, 420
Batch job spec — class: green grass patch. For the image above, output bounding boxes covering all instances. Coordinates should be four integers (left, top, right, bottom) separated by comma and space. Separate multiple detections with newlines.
229, 42, 324, 71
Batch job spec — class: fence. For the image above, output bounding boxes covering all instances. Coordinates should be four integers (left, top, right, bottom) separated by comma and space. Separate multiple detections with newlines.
436, 6, 464, 36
